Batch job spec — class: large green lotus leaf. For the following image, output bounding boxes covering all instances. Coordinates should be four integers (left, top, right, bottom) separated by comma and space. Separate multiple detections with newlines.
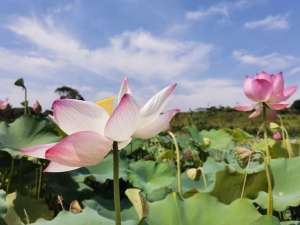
0, 116, 61, 157
0, 190, 6, 225
5, 192, 53, 224
124, 139, 145, 155
183, 158, 267, 203
225, 128, 253, 144
73, 153, 128, 183
83, 195, 139, 222
146, 192, 261, 225
45, 171, 93, 204
251, 216, 281, 225
182, 158, 226, 193
211, 165, 267, 204
254, 157, 300, 211
30, 207, 137, 225
281, 221, 300, 225
200, 129, 234, 151
128, 160, 176, 201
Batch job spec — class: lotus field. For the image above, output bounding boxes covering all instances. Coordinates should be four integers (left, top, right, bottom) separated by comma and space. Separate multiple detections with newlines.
0, 72, 300, 225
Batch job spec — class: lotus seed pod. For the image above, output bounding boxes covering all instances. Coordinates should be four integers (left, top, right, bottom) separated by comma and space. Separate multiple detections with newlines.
186, 168, 201, 180
69, 200, 83, 214
235, 147, 252, 159
203, 137, 210, 146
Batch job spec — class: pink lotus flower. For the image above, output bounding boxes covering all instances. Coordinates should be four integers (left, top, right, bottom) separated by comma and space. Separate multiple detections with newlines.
32, 100, 42, 113
22, 77, 179, 172
273, 131, 282, 141
235, 71, 297, 118
0, 98, 9, 110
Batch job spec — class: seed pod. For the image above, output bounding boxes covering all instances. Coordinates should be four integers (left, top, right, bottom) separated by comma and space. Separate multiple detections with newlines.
235, 147, 252, 159
186, 168, 201, 181
69, 200, 83, 214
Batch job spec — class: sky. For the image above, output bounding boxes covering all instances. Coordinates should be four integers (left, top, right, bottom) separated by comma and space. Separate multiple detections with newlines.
0, 0, 299, 111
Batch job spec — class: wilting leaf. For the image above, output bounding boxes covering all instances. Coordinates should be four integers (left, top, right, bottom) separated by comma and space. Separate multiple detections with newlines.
125, 188, 148, 220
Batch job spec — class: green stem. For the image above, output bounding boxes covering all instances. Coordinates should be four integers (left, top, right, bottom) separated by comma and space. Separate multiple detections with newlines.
6, 158, 14, 193
37, 166, 43, 200
240, 156, 251, 199
113, 141, 121, 225
262, 104, 273, 216
168, 132, 183, 196
24, 88, 30, 115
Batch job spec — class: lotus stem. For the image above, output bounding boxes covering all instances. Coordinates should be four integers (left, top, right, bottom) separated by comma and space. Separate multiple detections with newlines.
24, 87, 30, 115
168, 131, 183, 197
262, 104, 273, 216
279, 115, 293, 159
113, 141, 121, 225
240, 155, 251, 199
37, 166, 43, 200
6, 157, 14, 193
199, 167, 207, 189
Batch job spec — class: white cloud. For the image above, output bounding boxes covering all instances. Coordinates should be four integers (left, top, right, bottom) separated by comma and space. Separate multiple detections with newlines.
289, 67, 300, 76
5, 16, 213, 81
233, 50, 298, 71
0, 48, 63, 76
185, 0, 249, 21
244, 15, 289, 30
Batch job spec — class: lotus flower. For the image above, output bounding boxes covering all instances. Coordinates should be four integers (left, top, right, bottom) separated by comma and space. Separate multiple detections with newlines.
22, 77, 179, 172
0, 98, 9, 110
235, 71, 297, 118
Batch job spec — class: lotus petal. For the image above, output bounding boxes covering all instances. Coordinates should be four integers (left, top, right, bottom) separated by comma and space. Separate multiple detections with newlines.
53, 99, 109, 135
104, 94, 139, 142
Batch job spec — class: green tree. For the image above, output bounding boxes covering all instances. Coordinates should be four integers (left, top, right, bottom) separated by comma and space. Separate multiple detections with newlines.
55, 86, 85, 100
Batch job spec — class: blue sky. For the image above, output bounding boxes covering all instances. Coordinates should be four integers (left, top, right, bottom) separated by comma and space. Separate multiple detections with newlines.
0, 0, 299, 110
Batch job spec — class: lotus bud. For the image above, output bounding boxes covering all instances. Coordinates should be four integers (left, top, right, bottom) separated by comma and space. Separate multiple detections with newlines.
273, 131, 282, 141
32, 100, 42, 113
203, 137, 210, 147
0, 98, 9, 110
183, 149, 193, 161
235, 147, 252, 159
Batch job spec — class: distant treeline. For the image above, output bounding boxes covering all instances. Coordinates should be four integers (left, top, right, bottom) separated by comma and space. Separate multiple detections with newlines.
172, 103, 300, 136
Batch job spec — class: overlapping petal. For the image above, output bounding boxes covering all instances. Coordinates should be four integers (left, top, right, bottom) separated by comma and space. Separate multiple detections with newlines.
134, 109, 179, 139
44, 161, 80, 172
234, 104, 254, 112
255, 71, 272, 83
104, 94, 140, 142
140, 83, 176, 117
21, 143, 57, 159
46, 131, 112, 167
249, 104, 262, 119
117, 76, 131, 104
244, 77, 273, 102
281, 85, 297, 101
268, 103, 289, 110
53, 99, 109, 135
